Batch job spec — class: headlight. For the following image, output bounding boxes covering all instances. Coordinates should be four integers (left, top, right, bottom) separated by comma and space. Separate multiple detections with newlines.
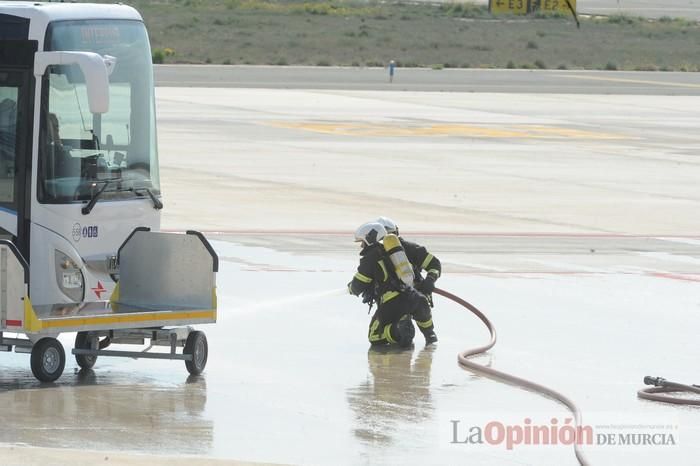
55, 250, 84, 302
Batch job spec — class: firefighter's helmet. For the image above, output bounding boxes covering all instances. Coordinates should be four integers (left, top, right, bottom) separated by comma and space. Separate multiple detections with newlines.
354, 222, 386, 246
376, 216, 399, 235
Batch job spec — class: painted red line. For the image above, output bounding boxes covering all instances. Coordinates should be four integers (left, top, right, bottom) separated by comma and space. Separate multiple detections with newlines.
230, 269, 700, 280
650, 272, 700, 283
448, 271, 618, 275
162, 229, 700, 239
241, 268, 344, 272
5, 320, 22, 327
238, 269, 626, 275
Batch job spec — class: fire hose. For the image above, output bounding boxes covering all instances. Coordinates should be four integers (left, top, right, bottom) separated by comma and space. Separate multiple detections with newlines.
433, 287, 589, 466
638, 376, 700, 406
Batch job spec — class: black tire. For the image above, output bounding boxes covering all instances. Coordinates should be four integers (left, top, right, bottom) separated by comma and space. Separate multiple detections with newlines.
184, 331, 208, 376
75, 332, 97, 370
30, 338, 66, 382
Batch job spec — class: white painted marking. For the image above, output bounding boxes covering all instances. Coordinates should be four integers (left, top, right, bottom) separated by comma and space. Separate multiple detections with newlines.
656, 237, 700, 247
446, 261, 509, 273
637, 251, 700, 266
522, 258, 608, 273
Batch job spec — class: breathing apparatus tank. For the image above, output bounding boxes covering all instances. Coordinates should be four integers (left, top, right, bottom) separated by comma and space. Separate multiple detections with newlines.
383, 234, 415, 288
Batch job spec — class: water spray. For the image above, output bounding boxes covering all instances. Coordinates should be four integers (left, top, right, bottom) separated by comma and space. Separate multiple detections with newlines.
237, 287, 346, 313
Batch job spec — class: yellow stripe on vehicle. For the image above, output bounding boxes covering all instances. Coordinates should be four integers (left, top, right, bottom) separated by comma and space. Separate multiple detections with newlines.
354, 272, 372, 284
23, 297, 42, 333
35, 309, 217, 331
109, 282, 120, 304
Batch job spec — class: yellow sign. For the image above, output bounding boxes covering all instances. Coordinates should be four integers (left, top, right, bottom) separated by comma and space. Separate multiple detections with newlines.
490, 0, 528, 15
489, 0, 576, 15
533, 0, 576, 14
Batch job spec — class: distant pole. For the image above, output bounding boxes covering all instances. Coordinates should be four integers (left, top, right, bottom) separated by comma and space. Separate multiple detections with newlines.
389, 60, 396, 83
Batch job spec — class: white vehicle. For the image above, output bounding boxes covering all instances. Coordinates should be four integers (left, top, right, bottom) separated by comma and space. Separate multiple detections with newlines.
0, 2, 217, 382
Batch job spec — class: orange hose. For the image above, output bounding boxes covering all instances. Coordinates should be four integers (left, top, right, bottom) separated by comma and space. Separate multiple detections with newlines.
433, 287, 589, 466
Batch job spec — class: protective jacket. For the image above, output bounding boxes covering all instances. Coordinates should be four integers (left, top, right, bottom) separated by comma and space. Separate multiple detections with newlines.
349, 243, 405, 306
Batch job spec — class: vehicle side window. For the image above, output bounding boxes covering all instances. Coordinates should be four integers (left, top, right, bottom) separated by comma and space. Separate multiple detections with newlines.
0, 86, 18, 205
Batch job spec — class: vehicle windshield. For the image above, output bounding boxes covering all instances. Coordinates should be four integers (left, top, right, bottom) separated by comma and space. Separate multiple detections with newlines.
39, 20, 160, 204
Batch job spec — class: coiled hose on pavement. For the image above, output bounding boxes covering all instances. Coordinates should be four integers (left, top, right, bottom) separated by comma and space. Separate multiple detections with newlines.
433, 287, 590, 466
638, 376, 700, 406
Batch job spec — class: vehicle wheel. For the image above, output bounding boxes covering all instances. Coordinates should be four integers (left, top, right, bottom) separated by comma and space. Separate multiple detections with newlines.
31, 338, 66, 382
75, 332, 97, 370
184, 331, 208, 376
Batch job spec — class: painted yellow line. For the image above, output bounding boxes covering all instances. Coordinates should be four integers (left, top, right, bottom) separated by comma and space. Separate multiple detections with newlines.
37, 309, 217, 330
564, 74, 700, 89
516, 125, 623, 139
266, 121, 627, 140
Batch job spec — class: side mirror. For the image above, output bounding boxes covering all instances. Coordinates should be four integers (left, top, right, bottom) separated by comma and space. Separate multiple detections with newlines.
34, 51, 113, 114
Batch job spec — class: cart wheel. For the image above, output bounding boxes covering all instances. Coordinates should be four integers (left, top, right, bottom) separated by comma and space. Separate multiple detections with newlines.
75, 332, 97, 370
184, 331, 208, 375
31, 338, 66, 382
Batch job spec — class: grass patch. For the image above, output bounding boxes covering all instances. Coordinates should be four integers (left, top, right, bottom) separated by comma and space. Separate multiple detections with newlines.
606, 14, 645, 25
89, 0, 700, 71
228, 0, 381, 16
532, 10, 568, 20
439, 2, 490, 18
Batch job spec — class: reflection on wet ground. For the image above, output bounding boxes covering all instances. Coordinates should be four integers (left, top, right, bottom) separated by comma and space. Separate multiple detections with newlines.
0, 365, 210, 455
347, 347, 434, 446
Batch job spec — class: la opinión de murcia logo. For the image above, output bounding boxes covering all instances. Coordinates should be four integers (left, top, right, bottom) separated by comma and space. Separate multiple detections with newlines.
450, 418, 677, 450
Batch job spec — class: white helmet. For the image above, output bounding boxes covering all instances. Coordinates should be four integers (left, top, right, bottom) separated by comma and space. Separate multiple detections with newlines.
376, 216, 398, 235
354, 222, 386, 246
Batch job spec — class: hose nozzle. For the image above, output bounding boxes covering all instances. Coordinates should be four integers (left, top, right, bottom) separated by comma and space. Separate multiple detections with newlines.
644, 376, 667, 387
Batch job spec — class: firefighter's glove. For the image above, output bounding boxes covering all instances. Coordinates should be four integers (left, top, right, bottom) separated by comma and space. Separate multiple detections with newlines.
416, 275, 436, 294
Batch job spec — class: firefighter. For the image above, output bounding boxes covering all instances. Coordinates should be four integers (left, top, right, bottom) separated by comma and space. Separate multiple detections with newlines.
348, 222, 419, 348
375, 217, 439, 344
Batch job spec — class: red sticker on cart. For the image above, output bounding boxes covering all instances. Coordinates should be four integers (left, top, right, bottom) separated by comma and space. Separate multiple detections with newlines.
92, 281, 107, 299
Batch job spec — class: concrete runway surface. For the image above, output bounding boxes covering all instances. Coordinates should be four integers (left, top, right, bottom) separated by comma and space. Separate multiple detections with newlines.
577, 0, 700, 19
2, 68, 700, 465
155, 66, 700, 95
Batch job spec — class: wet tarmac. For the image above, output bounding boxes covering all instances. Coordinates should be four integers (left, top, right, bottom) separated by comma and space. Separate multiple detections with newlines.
2, 234, 699, 465
2, 71, 700, 465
